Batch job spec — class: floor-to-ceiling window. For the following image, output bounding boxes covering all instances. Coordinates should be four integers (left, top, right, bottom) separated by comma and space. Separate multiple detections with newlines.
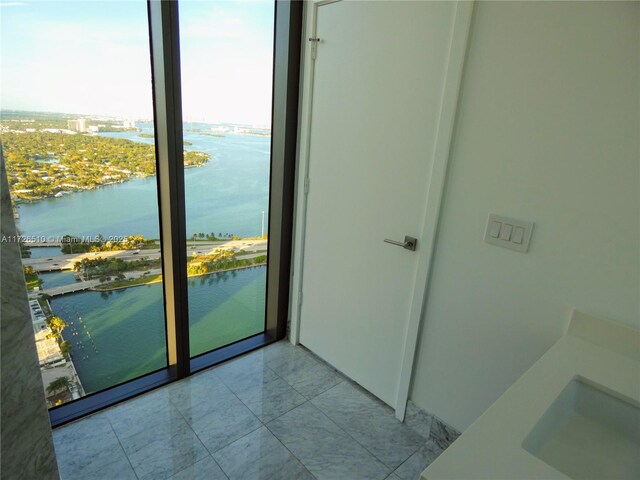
178, 0, 275, 358
1, 0, 169, 409
0, 0, 300, 425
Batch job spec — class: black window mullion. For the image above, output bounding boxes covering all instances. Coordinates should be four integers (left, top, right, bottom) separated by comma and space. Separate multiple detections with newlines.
265, 0, 303, 340
148, 0, 190, 379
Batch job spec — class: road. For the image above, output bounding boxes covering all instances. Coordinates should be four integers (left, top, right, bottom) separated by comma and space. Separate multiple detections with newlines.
29, 249, 267, 298
24, 239, 268, 272
29, 269, 164, 298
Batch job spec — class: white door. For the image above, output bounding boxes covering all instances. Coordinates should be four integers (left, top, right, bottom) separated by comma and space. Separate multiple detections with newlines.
299, 0, 458, 408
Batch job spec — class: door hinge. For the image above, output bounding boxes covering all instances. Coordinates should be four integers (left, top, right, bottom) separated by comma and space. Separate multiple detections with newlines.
309, 37, 320, 60
298, 291, 303, 305
304, 178, 310, 195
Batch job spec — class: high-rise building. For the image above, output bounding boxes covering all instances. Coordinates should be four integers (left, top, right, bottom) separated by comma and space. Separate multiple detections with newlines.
67, 118, 88, 132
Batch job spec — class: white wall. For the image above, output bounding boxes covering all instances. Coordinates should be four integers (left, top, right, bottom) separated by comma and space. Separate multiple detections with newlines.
410, 1, 640, 431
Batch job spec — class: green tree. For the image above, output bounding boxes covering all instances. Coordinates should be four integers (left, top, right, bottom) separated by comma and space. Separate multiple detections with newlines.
19, 242, 31, 258
46, 316, 67, 340
23, 265, 36, 276
46, 376, 70, 395
60, 341, 72, 358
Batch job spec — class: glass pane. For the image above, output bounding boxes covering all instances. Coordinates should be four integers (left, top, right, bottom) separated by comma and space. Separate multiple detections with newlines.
178, 0, 275, 356
1, 0, 170, 407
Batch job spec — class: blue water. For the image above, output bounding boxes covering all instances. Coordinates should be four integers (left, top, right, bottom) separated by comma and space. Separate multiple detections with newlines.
22, 127, 270, 395
28, 246, 62, 258
51, 266, 265, 393
15, 123, 270, 239
40, 271, 77, 289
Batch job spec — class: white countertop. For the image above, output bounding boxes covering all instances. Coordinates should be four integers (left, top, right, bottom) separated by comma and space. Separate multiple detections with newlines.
422, 311, 640, 480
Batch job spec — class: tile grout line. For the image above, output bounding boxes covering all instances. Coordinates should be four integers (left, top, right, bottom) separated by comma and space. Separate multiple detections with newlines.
209, 366, 269, 423
314, 399, 393, 469
215, 359, 306, 423
303, 377, 346, 400
264, 346, 348, 404
213, 346, 319, 477
265, 365, 317, 405
309, 395, 415, 475
262, 401, 319, 480
166, 453, 230, 480
104, 414, 141, 480
264, 344, 409, 474
166, 389, 234, 479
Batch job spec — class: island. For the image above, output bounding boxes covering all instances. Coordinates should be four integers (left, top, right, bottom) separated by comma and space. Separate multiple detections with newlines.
1, 116, 210, 202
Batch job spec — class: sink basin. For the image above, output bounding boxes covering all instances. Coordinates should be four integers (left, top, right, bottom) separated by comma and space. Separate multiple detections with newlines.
522, 377, 640, 480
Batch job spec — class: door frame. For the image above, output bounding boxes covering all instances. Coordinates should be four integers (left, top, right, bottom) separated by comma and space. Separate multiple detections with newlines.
289, 0, 475, 420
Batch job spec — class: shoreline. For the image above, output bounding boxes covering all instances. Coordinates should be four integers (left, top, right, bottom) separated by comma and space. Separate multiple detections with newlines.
45, 298, 85, 399
13, 162, 207, 205
89, 262, 267, 293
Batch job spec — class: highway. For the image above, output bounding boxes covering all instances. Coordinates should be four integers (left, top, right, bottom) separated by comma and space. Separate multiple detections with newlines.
29, 268, 163, 298
24, 239, 268, 272
28, 247, 267, 298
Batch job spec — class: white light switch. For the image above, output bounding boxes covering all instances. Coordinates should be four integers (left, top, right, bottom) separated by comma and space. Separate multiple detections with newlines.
489, 221, 502, 238
484, 214, 533, 253
512, 226, 525, 244
499, 224, 513, 241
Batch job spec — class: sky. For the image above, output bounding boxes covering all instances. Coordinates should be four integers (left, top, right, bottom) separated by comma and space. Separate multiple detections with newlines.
0, 0, 275, 125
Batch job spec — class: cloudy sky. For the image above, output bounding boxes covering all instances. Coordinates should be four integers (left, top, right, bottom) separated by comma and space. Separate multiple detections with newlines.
0, 0, 274, 125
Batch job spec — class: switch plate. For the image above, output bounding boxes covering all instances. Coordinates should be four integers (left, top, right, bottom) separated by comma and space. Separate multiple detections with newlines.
484, 214, 533, 253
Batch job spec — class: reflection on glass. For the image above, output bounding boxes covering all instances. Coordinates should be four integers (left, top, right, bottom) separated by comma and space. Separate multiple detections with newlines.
1, 0, 169, 407
178, 0, 275, 356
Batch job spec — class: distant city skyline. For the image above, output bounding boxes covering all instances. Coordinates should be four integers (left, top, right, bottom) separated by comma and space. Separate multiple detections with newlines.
0, 0, 274, 126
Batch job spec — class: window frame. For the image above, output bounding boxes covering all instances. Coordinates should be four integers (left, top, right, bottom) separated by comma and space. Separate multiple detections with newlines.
49, 0, 302, 428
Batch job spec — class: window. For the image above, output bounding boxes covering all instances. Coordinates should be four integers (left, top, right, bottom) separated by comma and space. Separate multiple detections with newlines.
0, 0, 301, 426
178, 0, 275, 358
1, 0, 168, 409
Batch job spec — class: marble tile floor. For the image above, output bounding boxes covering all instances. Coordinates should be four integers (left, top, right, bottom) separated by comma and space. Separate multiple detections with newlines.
53, 341, 460, 480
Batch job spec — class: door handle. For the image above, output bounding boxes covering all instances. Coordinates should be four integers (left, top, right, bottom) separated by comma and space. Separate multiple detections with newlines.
384, 236, 417, 251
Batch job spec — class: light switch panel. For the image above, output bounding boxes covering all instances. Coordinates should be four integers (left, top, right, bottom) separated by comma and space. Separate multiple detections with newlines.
484, 214, 533, 253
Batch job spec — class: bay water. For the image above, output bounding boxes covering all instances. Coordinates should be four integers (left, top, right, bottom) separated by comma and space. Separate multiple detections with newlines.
51, 267, 265, 393
23, 125, 270, 394
16, 124, 270, 239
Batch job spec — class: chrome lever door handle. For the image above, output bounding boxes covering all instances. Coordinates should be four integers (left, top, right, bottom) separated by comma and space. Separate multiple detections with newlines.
384, 236, 417, 251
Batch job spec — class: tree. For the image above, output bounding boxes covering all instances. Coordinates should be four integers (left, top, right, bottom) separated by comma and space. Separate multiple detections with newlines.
19, 242, 31, 258
46, 316, 67, 340
60, 341, 72, 358
46, 376, 70, 395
